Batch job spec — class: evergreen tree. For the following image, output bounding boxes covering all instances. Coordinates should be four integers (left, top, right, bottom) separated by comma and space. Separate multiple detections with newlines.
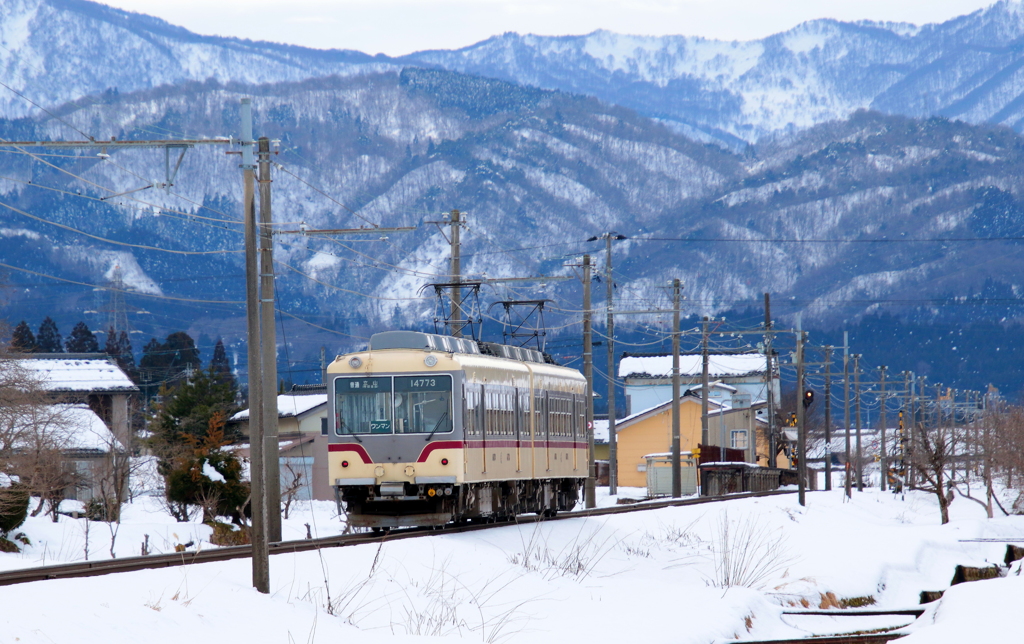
152, 366, 240, 453
139, 331, 203, 395
9, 321, 36, 352
64, 322, 100, 353
210, 338, 234, 387
36, 317, 62, 353
104, 327, 137, 381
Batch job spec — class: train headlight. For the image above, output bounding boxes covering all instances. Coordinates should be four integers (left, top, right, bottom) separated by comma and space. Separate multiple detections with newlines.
444, 487, 453, 496
424, 354, 438, 367
348, 357, 362, 368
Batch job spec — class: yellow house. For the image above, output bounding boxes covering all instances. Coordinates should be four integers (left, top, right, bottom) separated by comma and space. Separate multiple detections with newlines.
615, 393, 770, 488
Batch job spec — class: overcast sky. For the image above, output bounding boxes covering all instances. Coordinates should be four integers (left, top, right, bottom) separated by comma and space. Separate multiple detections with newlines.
98, 0, 1002, 57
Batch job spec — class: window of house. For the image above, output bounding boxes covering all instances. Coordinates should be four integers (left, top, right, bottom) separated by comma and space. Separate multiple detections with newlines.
731, 430, 749, 450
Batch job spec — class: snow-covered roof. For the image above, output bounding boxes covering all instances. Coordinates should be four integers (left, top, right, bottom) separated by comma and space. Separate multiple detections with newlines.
231, 394, 328, 421
16, 356, 138, 393
619, 354, 767, 379
14, 404, 123, 453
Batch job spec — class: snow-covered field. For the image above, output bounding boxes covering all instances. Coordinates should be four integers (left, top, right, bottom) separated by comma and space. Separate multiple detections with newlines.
2, 487, 1022, 643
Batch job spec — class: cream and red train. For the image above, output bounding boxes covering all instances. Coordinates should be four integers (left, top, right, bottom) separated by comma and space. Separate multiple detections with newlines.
327, 330, 589, 528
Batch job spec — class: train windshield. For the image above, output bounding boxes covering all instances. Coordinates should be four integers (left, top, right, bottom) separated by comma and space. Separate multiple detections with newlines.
335, 377, 392, 435
393, 375, 453, 434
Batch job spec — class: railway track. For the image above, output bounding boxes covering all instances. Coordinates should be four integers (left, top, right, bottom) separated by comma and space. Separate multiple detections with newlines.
0, 489, 792, 587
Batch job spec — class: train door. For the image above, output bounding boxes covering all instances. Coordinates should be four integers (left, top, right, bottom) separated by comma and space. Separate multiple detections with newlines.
543, 391, 551, 472
517, 388, 532, 477
481, 384, 488, 474
514, 387, 522, 474
464, 383, 485, 477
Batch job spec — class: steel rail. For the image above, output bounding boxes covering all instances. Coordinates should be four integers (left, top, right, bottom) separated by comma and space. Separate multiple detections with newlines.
741, 635, 906, 644
0, 490, 792, 587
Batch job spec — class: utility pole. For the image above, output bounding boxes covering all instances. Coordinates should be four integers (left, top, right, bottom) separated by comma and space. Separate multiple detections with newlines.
257, 136, 281, 542
671, 278, 682, 498
241, 99, 268, 594
879, 366, 887, 492
796, 330, 807, 506
764, 294, 776, 468
701, 317, 710, 447
854, 354, 863, 492
824, 346, 832, 492
449, 209, 463, 338
843, 331, 851, 498
587, 232, 626, 494
320, 346, 327, 385
582, 255, 596, 508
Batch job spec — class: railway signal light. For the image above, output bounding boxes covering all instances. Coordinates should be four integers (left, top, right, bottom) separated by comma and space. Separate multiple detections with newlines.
803, 389, 815, 408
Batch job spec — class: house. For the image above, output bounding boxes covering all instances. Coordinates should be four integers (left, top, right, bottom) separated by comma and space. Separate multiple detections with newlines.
230, 386, 332, 501
10, 354, 138, 503
618, 352, 778, 416
17, 353, 139, 449
613, 387, 768, 488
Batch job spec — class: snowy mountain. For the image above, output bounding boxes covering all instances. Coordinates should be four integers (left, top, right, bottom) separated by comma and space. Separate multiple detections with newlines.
10, 0, 1024, 146
0, 0, 395, 118
408, 1, 1024, 145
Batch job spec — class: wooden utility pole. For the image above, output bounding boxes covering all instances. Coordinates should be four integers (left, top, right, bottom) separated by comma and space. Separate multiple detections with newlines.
241, 99, 268, 593
582, 255, 596, 508
879, 365, 888, 492
824, 345, 832, 491
450, 209, 463, 337
701, 317, 710, 447
854, 354, 863, 492
796, 330, 807, 506
257, 137, 281, 542
671, 278, 682, 498
764, 294, 776, 468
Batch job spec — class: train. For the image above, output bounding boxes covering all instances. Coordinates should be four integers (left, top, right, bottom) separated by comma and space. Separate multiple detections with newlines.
327, 330, 589, 528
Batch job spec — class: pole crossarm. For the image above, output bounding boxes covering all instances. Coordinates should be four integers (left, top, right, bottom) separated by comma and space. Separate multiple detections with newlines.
273, 226, 416, 235
0, 138, 232, 149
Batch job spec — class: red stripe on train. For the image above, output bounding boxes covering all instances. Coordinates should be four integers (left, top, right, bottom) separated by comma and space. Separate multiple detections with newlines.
417, 440, 463, 462
464, 440, 587, 449
327, 443, 373, 463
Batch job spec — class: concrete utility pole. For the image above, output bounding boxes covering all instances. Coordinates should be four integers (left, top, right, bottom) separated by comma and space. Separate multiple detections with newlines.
843, 332, 851, 498
796, 330, 807, 506
588, 232, 626, 494
854, 354, 863, 492
701, 317, 710, 447
824, 345, 833, 491
879, 365, 888, 492
605, 235, 617, 494
257, 137, 281, 542
241, 99, 269, 594
449, 209, 463, 337
764, 294, 776, 468
671, 278, 682, 498
583, 255, 596, 508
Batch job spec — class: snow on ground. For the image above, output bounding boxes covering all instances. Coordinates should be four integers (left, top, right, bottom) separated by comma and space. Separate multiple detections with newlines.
2, 488, 1023, 642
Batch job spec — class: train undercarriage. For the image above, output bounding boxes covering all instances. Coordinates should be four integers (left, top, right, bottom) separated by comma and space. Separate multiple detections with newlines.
338, 479, 582, 529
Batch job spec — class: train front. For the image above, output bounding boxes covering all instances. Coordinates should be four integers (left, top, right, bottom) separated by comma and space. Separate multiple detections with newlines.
327, 332, 467, 528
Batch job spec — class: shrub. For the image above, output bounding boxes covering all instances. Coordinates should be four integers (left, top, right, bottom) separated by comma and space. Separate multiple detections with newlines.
0, 483, 30, 536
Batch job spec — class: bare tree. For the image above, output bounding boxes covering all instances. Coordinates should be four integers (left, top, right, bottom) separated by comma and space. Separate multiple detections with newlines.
909, 406, 957, 525
9, 404, 82, 522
